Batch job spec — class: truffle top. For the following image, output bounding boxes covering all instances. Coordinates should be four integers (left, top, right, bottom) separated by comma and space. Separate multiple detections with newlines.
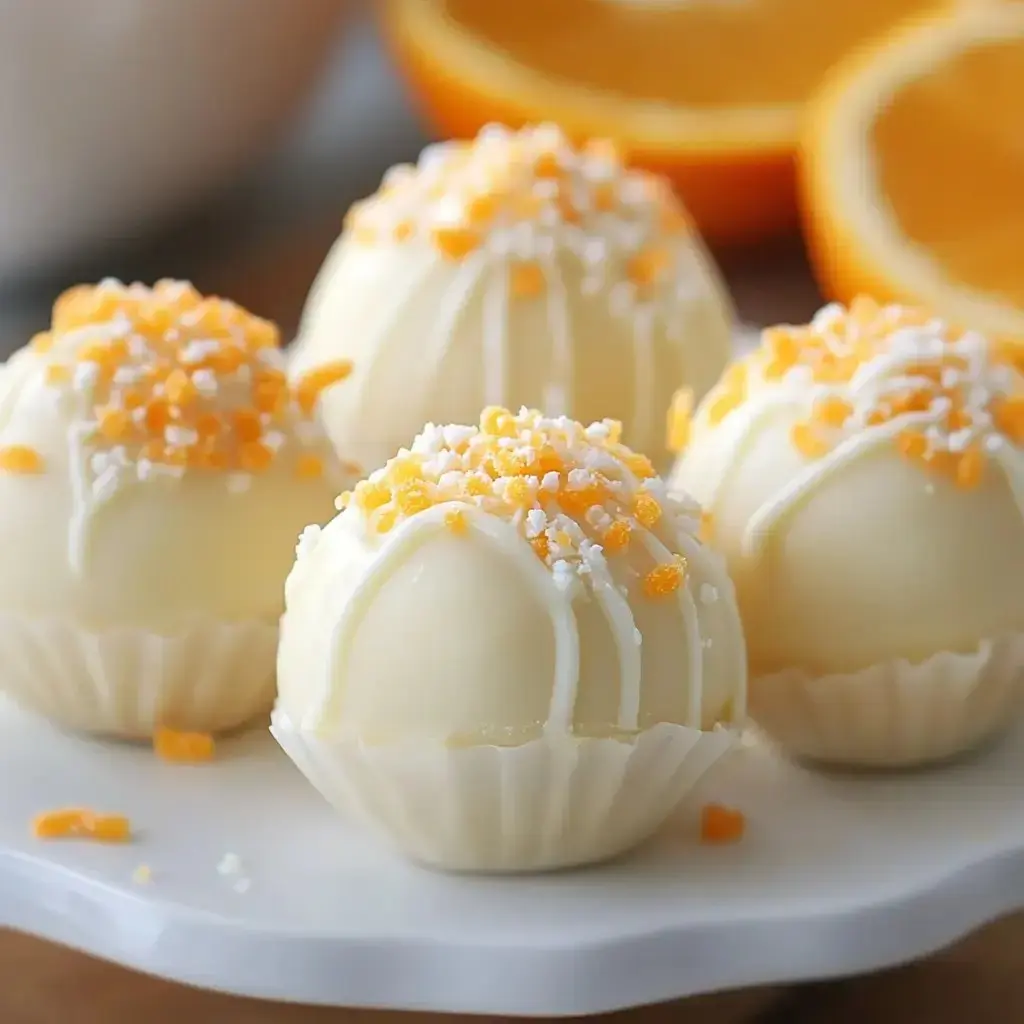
7, 278, 352, 485
343, 123, 691, 293
670, 298, 1024, 506
332, 405, 704, 600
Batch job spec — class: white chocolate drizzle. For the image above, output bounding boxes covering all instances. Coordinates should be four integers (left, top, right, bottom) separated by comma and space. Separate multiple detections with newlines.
686, 300, 1024, 554
320, 408, 746, 735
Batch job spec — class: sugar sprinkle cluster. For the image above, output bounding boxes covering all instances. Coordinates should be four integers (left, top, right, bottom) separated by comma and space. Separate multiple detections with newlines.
344, 123, 692, 302
0, 279, 353, 494
674, 297, 1024, 489
324, 407, 704, 600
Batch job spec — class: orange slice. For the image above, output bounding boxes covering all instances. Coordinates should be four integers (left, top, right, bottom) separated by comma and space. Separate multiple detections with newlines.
801, 2, 1024, 342
381, 0, 948, 247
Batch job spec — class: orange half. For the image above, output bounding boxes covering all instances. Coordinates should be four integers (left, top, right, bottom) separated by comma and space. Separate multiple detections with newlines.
802, 1, 1024, 341
382, 0, 948, 246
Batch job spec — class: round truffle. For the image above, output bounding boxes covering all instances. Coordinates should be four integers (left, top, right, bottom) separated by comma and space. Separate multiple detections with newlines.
278, 407, 744, 741
274, 407, 746, 869
0, 279, 350, 630
0, 279, 356, 736
290, 123, 735, 473
670, 298, 1024, 765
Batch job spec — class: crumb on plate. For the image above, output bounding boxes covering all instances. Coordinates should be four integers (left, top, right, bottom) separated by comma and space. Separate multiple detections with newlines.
700, 803, 745, 845
32, 808, 132, 843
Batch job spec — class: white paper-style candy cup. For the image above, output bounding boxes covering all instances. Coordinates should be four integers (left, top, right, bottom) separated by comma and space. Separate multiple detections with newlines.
271, 710, 738, 872
750, 631, 1024, 769
0, 613, 280, 738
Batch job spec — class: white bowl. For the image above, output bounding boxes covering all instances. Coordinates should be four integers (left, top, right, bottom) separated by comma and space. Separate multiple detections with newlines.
0, 0, 351, 277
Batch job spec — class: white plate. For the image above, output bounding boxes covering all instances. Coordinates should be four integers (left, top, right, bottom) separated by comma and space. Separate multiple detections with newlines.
2, 699, 1024, 1017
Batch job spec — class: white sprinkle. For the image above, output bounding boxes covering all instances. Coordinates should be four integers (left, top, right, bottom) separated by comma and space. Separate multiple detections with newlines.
165, 425, 198, 447
633, 627, 643, 646
180, 339, 221, 365
948, 428, 973, 453
191, 369, 217, 396
127, 335, 150, 359
551, 560, 575, 591
540, 471, 561, 492
525, 508, 548, 537
136, 458, 156, 482
263, 430, 286, 453
700, 583, 719, 605
112, 365, 144, 385
985, 434, 1005, 453
442, 424, 477, 449
217, 853, 243, 876
233, 878, 251, 894
73, 362, 100, 392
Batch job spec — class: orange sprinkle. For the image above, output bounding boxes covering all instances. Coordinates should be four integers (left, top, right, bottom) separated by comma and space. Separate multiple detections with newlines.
295, 453, 324, 479
790, 422, 830, 459
374, 507, 398, 534
510, 262, 545, 298
813, 395, 854, 428
164, 368, 196, 406
393, 219, 415, 242
533, 150, 562, 178
96, 406, 130, 441
238, 442, 273, 473
466, 192, 499, 224
624, 452, 656, 479
144, 399, 170, 434
699, 510, 715, 543
445, 507, 469, 535
30, 331, 53, 352
632, 492, 663, 528
530, 534, 550, 561
505, 478, 534, 506
432, 225, 480, 260
0, 445, 44, 474
154, 727, 215, 763
603, 519, 631, 553
956, 445, 985, 490
480, 405, 516, 437
707, 391, 742, 426
32, 808, 131, 843
993, 395, 1024, 443
44, 363, 71, 384
233, 408, 263, 443
700, 804, 745, 845
643, 561, 685, 599
627, 246, 672, 287
897, 429, 928, 460
294, 360, 354, 415
394, 480, 432, 517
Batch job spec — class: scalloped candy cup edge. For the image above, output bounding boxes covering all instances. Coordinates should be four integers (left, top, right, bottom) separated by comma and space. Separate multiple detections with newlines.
0, 612, 280, 738
270, 710, 740, 873
749, 631, 1024, 769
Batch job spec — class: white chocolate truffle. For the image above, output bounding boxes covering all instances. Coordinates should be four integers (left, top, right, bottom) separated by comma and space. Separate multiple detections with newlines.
0, 279, 355, 735
290, 123, 735, 474
274, 408, 746, 871
670, 298, 1024, 766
